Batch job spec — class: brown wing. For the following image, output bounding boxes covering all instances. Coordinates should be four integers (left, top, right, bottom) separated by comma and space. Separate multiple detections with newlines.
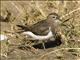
29, 20, 50, 35
17, 20, 50, 35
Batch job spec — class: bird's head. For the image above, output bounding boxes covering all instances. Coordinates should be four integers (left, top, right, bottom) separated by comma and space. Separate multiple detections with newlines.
47, 13, 61, 24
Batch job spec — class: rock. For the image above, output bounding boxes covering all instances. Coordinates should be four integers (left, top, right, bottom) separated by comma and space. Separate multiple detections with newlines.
0, 34, 8, 41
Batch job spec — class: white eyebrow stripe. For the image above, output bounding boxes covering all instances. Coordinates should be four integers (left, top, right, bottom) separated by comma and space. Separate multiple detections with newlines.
22, 27, 53, 40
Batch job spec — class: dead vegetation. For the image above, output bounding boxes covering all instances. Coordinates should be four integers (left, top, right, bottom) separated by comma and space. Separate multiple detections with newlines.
0, 1, 80, 60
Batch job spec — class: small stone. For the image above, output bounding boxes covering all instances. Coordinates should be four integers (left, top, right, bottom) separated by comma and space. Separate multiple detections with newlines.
0, 34, 8, 41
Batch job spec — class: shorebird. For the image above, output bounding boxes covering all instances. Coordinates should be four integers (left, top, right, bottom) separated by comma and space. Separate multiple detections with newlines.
17, 13, 62, 49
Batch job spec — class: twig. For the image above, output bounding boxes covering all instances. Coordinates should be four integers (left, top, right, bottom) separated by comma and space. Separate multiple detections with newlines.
10, 1, 23, 14
1, 53, 7, 58
38, 48, 80, 60
60, 7, 80, 19
36, 2, 46, 17
10, 1, 24, 22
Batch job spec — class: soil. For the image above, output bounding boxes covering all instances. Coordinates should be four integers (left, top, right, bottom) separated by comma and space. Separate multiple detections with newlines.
0, 1, 80, 60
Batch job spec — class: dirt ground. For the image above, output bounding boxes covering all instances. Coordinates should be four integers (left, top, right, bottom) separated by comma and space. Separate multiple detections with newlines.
0, 1, 80, 60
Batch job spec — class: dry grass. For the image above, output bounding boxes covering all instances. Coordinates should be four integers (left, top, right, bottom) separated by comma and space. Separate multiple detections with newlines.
1, 1, 80, 60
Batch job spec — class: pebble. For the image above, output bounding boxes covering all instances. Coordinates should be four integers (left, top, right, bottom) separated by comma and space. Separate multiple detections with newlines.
0, 34, 8, 41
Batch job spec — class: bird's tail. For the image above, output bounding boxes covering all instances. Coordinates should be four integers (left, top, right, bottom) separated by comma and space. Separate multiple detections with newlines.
17, 25, 30, 31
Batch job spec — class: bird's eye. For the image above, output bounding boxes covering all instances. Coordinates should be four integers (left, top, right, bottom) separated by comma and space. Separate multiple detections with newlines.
52, 16, 56, 18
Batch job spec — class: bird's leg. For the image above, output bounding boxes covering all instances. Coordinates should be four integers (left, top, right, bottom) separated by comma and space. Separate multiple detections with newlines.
42, 40, 46, 50
11, 24, 14, 31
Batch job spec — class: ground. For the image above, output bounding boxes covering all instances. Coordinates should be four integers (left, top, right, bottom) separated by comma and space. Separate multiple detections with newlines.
0, 1, 80, 60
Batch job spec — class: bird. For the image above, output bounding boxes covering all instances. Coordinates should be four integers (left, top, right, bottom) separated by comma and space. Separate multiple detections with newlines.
17, 13, 62, 49
17, 13, 61, 36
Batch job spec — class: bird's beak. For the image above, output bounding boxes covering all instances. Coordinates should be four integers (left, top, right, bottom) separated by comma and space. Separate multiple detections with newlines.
57, 18, 62, 24
55, 19, 62, 24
